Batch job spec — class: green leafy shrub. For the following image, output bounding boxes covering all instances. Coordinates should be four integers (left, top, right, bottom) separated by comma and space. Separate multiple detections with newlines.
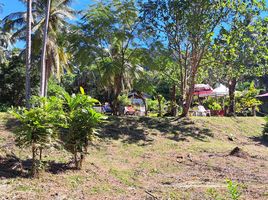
57, 87, 105, 169
147, 99, 158, 112
204, 97, 222, 111
234, 82, 261, 116
118, 94, 131, 106
0, 103, 10, 112
206, 180, 241, 200
208, 102, 222, 111
227, 179, 241, 200
10, 96, 62, 177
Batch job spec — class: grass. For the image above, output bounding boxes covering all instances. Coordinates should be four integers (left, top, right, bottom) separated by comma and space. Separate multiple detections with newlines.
0, 114, 267, 199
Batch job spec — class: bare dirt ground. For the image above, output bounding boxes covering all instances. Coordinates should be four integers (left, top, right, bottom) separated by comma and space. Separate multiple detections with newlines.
0, 113, 267, 200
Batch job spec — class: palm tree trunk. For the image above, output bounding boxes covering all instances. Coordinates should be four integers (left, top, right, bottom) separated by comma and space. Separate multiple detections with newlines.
25, 0, 32, 108
40, 0, 51, 97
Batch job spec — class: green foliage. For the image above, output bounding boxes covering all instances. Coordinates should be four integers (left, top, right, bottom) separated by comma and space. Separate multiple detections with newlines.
206, 188, 224, 200
11, 96, 60, 148
118, 94, 131, 106
208, 102, 222, 111
206, 180, 241, 200
0, 52, 39, 106
10, 96, 62, 176
47, 78, 66, 97
147, 99, 158, 112
236, 82, 262, 115
204, 97, 222, 111
68, 0, 144, 113
227, 179, 241, 200
57, 88, 105, 169
0, 103, 10, 112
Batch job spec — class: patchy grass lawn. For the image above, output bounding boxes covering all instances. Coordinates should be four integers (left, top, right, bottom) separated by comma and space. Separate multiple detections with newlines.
0, 113, 267, 200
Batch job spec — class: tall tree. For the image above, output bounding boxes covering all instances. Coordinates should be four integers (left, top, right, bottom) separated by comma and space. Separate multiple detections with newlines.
69, 0, 144, 114
213, 14, 267, 115
2, 0, 75, 96
25, 0, 32, 107
140, 0, 232, 117
40, 0, 51, 97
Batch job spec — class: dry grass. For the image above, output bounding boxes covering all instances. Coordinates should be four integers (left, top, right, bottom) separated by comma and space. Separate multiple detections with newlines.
0, 114, 267, 199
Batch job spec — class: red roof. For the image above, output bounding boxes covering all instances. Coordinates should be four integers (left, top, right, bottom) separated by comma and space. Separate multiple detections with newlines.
193, 90, 213, 96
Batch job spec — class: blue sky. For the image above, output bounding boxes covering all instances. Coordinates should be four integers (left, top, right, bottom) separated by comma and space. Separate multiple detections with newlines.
0, 0, 92, 18
0, 0, 267, 48
0, 0, 93, 48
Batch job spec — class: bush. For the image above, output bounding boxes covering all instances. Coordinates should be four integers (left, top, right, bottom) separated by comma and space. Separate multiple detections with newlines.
208, 102, 222, 111
235, 82, 261, 116
57, 87, 105, 169
147, 99, 158, 112
10, 96, 62, 177
118, 94, 131, 106
203, 97, 222, 111
0, 103, 10, 112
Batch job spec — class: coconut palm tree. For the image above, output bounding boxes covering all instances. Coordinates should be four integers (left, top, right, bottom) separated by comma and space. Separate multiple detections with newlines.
40, 0, 51, 97
2, 0, 75, 91
25, 0, 32, 107
0, 27, 12, 63
69, 0, 144, 114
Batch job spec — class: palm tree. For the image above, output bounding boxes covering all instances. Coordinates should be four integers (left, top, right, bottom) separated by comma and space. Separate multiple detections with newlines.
0, 28, 11, 63
40, 0, 51, 97
2, 0, 75, 94
69, 0, 143, 114
25, 0, 32, 107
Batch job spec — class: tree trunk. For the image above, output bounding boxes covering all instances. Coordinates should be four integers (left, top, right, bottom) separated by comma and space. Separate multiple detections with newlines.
157, 95, 162, 117
40, 0, 51, 97
171, 85, 177, 116
252, 106, 256, 116
25, 0, 32, 109
111, 74, 123, 115
181, 65, 198, 117
142, 98, 148, 116
228, 78, 237, 116
31, 143, 37, 177
39, 147, 42, 162
74, 151, 78, 169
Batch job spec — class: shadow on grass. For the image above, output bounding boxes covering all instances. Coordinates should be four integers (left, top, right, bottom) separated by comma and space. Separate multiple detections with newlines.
4, 117, 20, 131
47, 161, 76, 174
0, 154, 76, 179
0, 155, 31, 178
250, 135, 268, 147
100, 116, 213, 145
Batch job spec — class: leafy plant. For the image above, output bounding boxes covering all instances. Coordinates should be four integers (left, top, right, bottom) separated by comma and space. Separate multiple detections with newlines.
208, 102, 222, 111
57, 87, 105, 169
10, 96, 62, 177
147, 99, 158, 112
206, 188, 224, 200
235, 82, 262, 116
227, 179, 241, 200
0, 103, 10, 112
118, 94, 131, 106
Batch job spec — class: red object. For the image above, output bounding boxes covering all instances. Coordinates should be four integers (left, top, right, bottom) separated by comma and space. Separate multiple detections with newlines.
193, 90, 213, 96
193, 84, 213, 96
218, 110, 225, 116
